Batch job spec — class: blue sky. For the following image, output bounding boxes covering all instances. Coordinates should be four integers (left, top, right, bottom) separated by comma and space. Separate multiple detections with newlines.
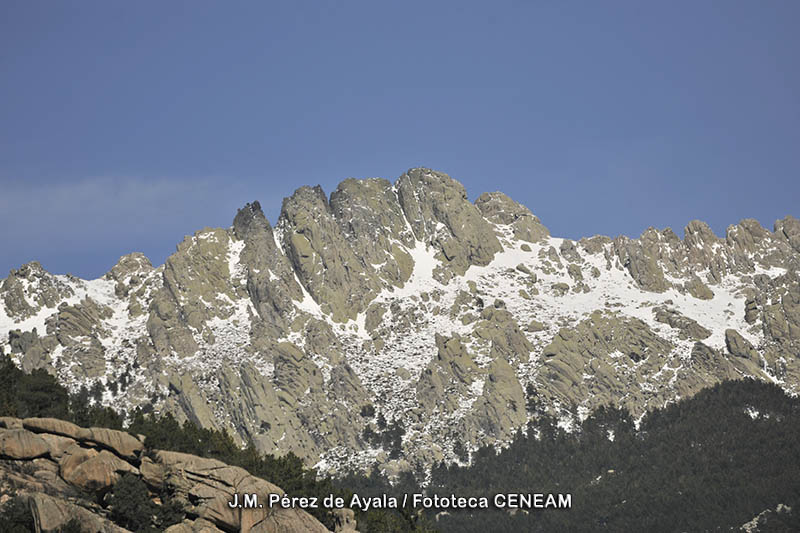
1, 1, 798, 279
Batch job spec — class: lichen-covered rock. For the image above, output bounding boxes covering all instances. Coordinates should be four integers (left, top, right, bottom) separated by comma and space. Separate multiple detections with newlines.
106, 252, 154, 302
217, 363, 314, 461
725, 329, 759, 361
775, 215, 800, 254
551, 283, 570, 296
744, 296, 760, 324
559, 240, 582, 264
690, 341, 721, 364
1, 262, 75, 321
147, 226, 251, 358
614, 235, 669, 293
472, 306, 532, 363
330, 178, 415, 288
51, 297, 113, 341
526, 320, 546, 332
684, 221, 728, 282
273, 342, 323, 407
397, 168, 502, 277
474, 191, 549, 243
468, 358, 526, 442
158, 372, 216, 433
759, 273, 800, 357
537, 312, 675, 415
7, 328, 58, 373
364, 303, 387, 333
232, 201, 302, 336
684, 275, 714, 300
567, 263, 583, 282
654, 307, 712, 340
417, 334, 477, 412
146, 288, 199, 358
579, 235, 612, 255
279, 185, 380, 322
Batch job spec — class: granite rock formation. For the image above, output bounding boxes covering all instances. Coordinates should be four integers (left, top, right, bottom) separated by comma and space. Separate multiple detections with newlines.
2, 167, 799, 479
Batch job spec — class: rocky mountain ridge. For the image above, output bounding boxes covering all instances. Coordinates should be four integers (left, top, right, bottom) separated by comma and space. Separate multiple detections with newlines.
2, 168, 799, 479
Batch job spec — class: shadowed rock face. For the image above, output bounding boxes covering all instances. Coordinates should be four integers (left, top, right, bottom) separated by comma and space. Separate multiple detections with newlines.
2, 168, 799, 480
0, 417, 331, 533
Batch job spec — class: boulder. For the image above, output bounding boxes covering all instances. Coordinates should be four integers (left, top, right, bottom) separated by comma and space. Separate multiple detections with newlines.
38, 433, 76, 459
0, 416, 23, 429
744, 297, 759, 324
86, 427, 144, 461
685, 275, 714, 300
560, 240, 583, 263
23, 417, 88, 440
0, 428, 50, 459
526, 320, 546, 333
61, 447, 138, 492
653, 307, 712, 341
153, 450, 330, 533
27, 492, 130, 533
140, 455, 166, 489
725, 329, 760, 361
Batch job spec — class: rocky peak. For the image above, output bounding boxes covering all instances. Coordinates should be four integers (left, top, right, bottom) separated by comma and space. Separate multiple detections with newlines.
328, 177, 415, 287
475, 191, 549, 243
684, 219, 718, 243
279, 183, 380, 322
232, 201, 304, 329
396, 168, 502, 277
1, 261, 75, 321
107, 253, 153, 280
105, 253, 154, 301
395, 168, 470, 242
232, 200, 272, 241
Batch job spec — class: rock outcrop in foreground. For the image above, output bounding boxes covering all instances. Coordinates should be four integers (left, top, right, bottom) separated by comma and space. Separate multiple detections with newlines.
0, 417, 331, 533
1, 167, 799, 478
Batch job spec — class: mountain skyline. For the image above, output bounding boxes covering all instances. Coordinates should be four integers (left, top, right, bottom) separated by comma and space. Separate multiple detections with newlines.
2, 1, 799, 278
2, 166, 798, 280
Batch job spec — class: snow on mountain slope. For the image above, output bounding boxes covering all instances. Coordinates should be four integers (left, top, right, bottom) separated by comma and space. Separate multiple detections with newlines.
2, 168, 799, 480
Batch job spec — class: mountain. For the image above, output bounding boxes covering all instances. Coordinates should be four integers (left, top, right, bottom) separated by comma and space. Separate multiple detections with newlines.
1, 167, 799, 479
